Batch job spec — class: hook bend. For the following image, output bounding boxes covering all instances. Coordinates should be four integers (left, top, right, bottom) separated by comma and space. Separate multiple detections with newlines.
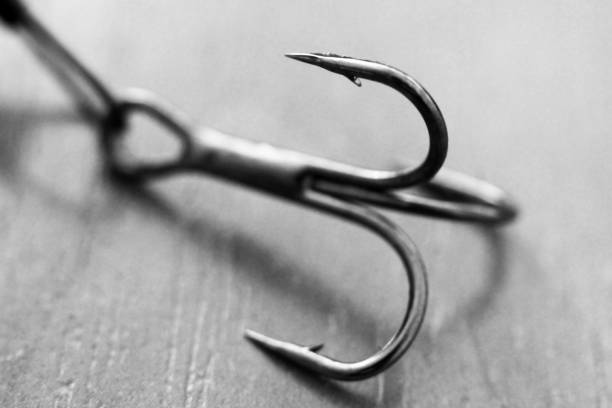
245, 187, 428, 381
285, 52, 448, 190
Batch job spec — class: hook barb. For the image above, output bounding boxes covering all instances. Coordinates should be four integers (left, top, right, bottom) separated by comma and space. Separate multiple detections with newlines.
245, 329, 325, 353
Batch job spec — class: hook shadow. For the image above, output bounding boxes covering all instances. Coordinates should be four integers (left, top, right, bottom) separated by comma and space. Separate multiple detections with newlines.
103, 175, 390, 402
0, 104, 79, 182
464, 227, 511, 325
417, 223, 513, 349
104, 175, 386, 338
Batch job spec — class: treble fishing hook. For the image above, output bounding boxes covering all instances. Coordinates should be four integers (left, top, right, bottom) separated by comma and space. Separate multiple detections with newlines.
1, 0, 517, 381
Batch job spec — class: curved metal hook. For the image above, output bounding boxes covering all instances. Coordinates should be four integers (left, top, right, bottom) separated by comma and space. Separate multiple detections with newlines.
286, 53, 448, 189
285, 53, 517, 224
245, 188, 428, 381
100, 53, 450, 191
98, 90, 427, 381
97, 90, 429, 381
95, 53, 516, 379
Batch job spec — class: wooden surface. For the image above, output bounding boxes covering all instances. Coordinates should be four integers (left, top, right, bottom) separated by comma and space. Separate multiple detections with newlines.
1, 1, 612, 407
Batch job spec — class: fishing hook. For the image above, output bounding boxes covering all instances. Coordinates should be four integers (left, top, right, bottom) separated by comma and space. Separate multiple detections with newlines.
1, 0, 517, 381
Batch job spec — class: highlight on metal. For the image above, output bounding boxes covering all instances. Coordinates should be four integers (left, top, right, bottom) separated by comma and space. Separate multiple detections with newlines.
1, 0, 518, 381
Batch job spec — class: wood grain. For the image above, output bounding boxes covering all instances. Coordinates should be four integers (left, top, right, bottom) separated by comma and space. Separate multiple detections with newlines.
1, 0, 611, 406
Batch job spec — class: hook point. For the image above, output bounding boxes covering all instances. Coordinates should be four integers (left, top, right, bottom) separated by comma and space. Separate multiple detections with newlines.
285, 52, 322, 65
244, 329, 324, 357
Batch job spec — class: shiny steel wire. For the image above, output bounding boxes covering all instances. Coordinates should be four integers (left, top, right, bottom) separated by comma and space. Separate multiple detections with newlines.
1, 0, 517, 381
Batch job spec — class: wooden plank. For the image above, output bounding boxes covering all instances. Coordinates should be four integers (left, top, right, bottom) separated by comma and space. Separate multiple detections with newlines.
1, 0, 611, 406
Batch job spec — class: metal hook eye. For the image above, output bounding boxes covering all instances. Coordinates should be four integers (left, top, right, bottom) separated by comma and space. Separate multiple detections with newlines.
101, 89, 194, 180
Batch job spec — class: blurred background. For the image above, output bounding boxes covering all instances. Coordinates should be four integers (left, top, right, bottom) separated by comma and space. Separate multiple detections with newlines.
0, 1, 611, 407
